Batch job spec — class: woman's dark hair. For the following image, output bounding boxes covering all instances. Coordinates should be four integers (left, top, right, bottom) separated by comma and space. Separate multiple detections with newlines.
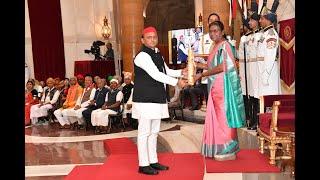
27, 80, 34, 86
207, 13, 220, 22
209, 20, 224, 31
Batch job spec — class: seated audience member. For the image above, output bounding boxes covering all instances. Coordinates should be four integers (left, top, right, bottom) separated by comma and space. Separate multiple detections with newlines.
39, 80, 46, 88
54, 77, 61, 88
180, 85, 191, 108
168, 85, 182, 108
113, 75, 123, 90
188, 77, 207, 110
30, 78, 60, 124
61, 78, 69, 102
25, 80, 38, 126
91, 79, 123, 133
34, 79, 44, 100
124, 89, 133, 125
121, 72, 134, 125
82, 78, 109, 128
93, 76, 101, 87
55, 80, 67, 110
76, 74, 85, 88
62, 75, 96, 128
64, 78, 69, 85
47, 80, 68, 123
101, 78, 110, 89
54, 77, 83, 129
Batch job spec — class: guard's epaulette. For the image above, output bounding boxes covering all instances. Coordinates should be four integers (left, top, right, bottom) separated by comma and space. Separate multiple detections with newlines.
253, 28, 261, 33
245, 31, 253, 36
263, 25, 274, 32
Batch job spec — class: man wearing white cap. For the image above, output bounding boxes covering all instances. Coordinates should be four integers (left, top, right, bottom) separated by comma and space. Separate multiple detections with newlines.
90, 78, 123, 133
121, 71, 134, 126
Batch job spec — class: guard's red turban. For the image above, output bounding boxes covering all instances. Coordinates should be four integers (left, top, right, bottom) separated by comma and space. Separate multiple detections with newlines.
142, 26, 157, 35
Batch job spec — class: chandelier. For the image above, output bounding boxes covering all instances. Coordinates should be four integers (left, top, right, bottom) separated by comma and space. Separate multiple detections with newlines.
101, 16, 111, 39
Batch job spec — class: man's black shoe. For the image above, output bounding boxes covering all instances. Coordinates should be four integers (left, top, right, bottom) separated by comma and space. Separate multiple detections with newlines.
150, 163, 169, 170
138, 166, 159, 175
189, 107, 199, 111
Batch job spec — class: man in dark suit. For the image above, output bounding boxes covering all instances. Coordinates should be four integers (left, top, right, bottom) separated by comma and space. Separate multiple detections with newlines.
82, 78, 109, 129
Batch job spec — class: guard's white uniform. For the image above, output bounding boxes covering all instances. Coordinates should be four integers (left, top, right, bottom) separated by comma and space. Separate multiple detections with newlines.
257, 25, 281, 96
247, 29, 263, 98
238, 33, 250, 95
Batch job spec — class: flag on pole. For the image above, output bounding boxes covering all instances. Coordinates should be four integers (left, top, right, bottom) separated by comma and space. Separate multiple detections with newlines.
228, 0, 238, 26
228, 0, 232, 26
232, 0, 237, 18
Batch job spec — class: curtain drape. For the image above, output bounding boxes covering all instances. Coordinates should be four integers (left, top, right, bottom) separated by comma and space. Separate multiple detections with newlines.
28, 0, 66, 81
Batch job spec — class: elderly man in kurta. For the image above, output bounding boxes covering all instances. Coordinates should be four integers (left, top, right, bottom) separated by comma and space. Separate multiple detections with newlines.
30, 77, 60, 125
61, 75, 96, 129
54, 76, 83, 129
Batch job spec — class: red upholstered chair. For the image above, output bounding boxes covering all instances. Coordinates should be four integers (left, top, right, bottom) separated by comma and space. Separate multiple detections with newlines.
257, 95, 295, 167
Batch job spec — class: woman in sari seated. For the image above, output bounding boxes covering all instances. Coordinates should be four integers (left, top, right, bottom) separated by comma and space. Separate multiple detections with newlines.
25, 80, 38, 126
194, 21, 246, 161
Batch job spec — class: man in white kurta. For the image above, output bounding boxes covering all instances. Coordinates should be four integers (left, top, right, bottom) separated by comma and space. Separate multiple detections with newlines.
30, 78, 60, 124
132, 26, 188, 175
62, 75, 96, 126
91, 79, 123, 132
54, 77, 83, 128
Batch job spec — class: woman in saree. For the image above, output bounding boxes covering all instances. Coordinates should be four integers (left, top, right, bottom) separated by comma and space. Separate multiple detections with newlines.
194, 21, 246, 161
25, 80, 38, 126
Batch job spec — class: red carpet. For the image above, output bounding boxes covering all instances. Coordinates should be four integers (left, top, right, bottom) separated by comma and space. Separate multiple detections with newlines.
94, 153, 204, 180
205, 149, 281, 173
65, 153, 204, 180
66, 138, 280, 180
65, 165, 101, 180
103, 137, 138, 155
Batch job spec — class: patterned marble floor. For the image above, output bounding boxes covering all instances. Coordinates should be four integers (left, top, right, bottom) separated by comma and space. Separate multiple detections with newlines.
25, 117, 294, 180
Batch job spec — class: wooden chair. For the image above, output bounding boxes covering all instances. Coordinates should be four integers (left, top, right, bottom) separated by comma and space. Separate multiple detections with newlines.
257, 95, 295, 166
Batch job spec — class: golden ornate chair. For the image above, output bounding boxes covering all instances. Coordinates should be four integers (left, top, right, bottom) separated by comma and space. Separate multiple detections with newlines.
257, 95, 295, 167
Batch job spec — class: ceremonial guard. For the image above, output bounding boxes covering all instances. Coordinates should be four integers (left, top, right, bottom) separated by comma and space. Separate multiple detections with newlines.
257, 0, 281, 98
238, 17, 252, 126
247, 1, 263, 130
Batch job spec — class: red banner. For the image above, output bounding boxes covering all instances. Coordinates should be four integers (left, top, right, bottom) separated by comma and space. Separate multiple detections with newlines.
279, 18, 295, 89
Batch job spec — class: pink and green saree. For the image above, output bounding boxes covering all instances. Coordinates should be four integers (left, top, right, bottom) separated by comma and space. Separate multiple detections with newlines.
201, 40, 246, 159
